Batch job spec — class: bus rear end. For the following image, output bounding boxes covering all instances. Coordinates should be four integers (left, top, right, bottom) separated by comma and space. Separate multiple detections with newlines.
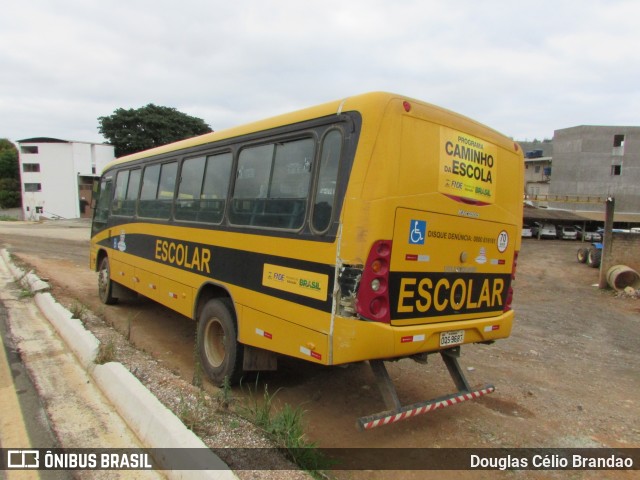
333, 94, 523, 428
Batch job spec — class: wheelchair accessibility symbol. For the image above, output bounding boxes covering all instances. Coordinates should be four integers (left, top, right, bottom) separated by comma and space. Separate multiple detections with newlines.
408, 220, 427, 245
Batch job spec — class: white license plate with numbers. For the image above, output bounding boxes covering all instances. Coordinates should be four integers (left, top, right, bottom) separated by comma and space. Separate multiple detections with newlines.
440, 329, 465, 347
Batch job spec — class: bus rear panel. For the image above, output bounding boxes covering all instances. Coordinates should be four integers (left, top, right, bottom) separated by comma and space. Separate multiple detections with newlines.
331, 95, 522, 365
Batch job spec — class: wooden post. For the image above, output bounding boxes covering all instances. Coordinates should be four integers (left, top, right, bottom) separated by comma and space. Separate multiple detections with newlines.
599, 197, 615, 289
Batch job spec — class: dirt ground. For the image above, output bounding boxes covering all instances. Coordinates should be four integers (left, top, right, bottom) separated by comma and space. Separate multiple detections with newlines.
1, 222, 638, 478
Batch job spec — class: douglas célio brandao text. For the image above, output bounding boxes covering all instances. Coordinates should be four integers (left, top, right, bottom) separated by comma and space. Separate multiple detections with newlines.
470, 453, 634, 470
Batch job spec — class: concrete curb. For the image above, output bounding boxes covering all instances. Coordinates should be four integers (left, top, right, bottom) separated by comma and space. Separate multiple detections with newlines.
0, 248, 236, 479
1, 248, 25, 280
93, 363, 235, 479
34, 292, 100, 370
23, 271, 51, 292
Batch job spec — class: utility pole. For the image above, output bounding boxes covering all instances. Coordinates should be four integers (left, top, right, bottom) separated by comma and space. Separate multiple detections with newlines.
599, 197, 615, 289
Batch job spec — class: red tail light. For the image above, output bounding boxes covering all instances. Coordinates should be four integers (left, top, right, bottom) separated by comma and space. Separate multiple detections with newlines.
356, 240, 392, 323
504, 250, 518, 312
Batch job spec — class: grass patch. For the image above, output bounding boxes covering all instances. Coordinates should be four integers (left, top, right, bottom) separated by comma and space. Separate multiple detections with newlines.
177, 391, 217, 435
69, 301, 87, 322
18, 288, 34, 299
0, 215, 18, 221
216, 375, 233, 410
95, 340, 116, 364
240, 380, 334, 476
192, 341, 203, 388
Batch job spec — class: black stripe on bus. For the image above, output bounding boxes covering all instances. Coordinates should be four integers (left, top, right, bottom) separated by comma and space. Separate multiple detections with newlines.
99, 234, 334, 312
388, 271, 513, 320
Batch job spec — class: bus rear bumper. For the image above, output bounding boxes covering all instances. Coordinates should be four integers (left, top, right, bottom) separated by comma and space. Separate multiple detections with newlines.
331, 310, 514, 365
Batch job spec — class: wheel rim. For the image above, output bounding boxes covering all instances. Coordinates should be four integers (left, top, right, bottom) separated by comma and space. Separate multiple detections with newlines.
204, 318, 225, 368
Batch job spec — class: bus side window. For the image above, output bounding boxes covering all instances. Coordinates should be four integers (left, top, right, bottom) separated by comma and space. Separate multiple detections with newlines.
92, 176, 113, 233
138, 162, 177, 219
139, 164, 160, 217
123, 169, 141, 216
112, 170, 129, 215
176, 156, 206, 222
113, 169, 141, 217
312, 129, 343, 232
175, 152, 232, 224
201, 152, 232, 223
230, 139, 313, 229
234, 145, 273, 199
230, 144, 274, 226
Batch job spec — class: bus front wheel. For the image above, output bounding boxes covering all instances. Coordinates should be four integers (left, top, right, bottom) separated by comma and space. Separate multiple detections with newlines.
98, 256, 118, 305
197, 299, 244, 386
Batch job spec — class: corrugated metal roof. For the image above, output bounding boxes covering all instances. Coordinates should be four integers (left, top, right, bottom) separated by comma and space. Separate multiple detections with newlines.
523, 206, 591, 222
524, 205, 640, 223
574, 211, 640, 223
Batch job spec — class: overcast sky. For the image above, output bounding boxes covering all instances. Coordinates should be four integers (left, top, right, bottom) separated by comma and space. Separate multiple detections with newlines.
1, 0, 638, 146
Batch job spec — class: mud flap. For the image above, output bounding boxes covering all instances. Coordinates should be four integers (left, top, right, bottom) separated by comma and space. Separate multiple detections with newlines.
357, 347, 495, 430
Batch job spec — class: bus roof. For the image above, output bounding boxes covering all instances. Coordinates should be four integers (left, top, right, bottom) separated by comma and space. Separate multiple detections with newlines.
103, 92, 516, 172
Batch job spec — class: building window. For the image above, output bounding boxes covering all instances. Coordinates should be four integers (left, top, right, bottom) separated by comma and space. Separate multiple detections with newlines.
22, 163, 41, 173
613, 134, 625, 156
611, 165, 622, 176
20, 146, 38, 154
24, 183, 42, 192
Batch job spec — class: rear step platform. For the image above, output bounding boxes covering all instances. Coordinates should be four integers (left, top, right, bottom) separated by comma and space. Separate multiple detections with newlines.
357, 347, 495, 430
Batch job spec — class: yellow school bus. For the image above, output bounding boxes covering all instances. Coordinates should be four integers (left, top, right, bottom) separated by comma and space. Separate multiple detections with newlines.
90, 92, 523, 429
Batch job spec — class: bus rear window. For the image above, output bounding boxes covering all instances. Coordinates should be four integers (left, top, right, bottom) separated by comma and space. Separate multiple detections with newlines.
312, 129, 343, 232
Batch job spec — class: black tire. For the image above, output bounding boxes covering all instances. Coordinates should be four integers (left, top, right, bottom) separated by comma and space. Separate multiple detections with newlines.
98, 256, 118, 305
197, 298, 244, 386
576, 248, 588, 264
587, 248, 601, 268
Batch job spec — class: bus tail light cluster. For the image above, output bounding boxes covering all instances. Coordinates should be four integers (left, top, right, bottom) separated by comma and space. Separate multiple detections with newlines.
504, 250, 518, 312
356, 240, 392, 323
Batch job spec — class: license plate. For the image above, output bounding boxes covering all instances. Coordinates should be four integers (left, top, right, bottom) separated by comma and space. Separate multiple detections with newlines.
440, 329, 465, 347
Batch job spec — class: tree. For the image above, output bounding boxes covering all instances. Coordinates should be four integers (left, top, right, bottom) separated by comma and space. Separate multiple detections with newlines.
98, 104, 213, 157
0, 139, 21, 209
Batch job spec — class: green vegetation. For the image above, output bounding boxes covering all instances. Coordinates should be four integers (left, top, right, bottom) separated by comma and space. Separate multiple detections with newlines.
216, 375, 233, 410
69, 301, 87, 322
95, 340, 116, 364
240, 380, 334, 476
192, 341, 204, 388
0, 139, 21, 209
177, 391, 217, 435
18, 289, 34, 299
98, 104, 212, 157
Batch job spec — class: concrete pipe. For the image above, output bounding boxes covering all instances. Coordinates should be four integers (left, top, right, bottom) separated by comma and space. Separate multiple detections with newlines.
606, 265, 640, 291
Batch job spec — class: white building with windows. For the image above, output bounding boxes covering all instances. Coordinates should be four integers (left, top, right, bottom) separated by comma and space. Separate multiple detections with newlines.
17, 137, 114, 220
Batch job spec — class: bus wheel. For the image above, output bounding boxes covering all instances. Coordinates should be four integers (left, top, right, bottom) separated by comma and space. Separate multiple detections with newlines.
197, 299, 244, 386
98, 256, 118, 305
